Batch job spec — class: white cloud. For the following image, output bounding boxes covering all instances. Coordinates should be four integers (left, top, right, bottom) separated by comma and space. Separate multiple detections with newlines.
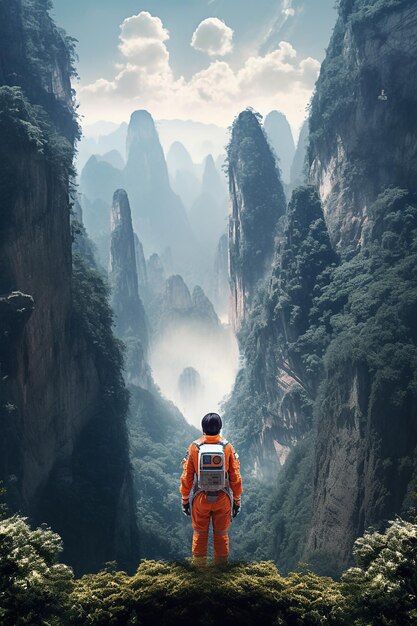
191, 18, 234, 57
187, 61, 239, 103
120, 12, 169, 45
283, 8, 295, 17
299, 57, 321, 88
77, 11, 320, 134
119, 12, 170, 72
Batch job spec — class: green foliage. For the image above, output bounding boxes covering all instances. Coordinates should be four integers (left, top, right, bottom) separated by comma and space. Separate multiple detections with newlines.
308, 13, 357, 154
269, 186, 338, 385
229, 479, 274, 562
71, 560, 345, 626
22, 0, 79, 83
342, 517, 417, 625
309, 0, 413, 164
0, 515, 73, 626
226, 181, 417, 576
2, 512, 417, 625
0, 86, 74, 179
224, 187, 336, 465
269, 437, 315, 573
128, 386, 197, 560
0, 86, 45, 150
72, 253, 126, 399
227, 108, 286, 286
338, 0, 410, 23
316, 188, 417, 412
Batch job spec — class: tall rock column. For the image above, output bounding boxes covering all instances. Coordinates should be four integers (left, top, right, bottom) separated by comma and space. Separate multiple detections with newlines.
264, 110, 295, 185
227, 109, 287, 330
109, 189, 149, 387
124, 110, 198, 280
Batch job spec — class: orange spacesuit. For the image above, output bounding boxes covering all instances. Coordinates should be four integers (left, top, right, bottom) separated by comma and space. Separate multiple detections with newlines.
180, 413, 242, 564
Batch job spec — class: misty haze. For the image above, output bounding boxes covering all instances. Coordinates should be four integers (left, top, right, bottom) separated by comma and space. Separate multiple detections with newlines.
2, 0, 417, 624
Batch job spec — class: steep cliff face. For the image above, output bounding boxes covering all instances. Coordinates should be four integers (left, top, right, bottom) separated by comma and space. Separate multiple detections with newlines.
80, 155, 123, 207
192, 285, 220, 327
299, 0, 417, 573
0, 0, 137, 574
224, 187, 336, 478
134, 233, 148, 297
188, 154, 228, 294
124, 110, 198, 279
166, 141, 200, 210
109, 190, 150, 388
213, 233, 230, 319
178, 367, 204, 406
308, 0, 417, 249
219, 0, 417, 579
227, 109, 286, 330
162, 275, 193, 314
147, 253, 166, 294
264, 111, 295, 185
109, 190, 147, 344
302, 187, 417, 573
290, 119, 309, 190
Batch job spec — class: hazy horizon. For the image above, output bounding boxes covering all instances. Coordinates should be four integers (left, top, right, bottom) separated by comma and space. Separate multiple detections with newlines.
53, 0, 336, 137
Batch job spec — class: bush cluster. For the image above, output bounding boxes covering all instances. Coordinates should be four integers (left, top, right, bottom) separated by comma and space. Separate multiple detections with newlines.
1, 500, 416, 626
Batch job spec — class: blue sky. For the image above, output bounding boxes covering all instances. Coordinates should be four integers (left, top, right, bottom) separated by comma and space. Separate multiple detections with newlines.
52, 0, 336, 133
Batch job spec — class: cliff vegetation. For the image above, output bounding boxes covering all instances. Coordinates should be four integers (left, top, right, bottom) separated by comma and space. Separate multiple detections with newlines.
1, 484, 416, 626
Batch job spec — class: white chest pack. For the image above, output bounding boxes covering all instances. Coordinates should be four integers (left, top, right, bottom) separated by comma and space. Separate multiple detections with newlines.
195, 440, 229, 491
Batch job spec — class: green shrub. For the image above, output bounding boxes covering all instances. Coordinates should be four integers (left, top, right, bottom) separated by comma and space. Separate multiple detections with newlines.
343, 517, 417, 625
0, 515, 73, 626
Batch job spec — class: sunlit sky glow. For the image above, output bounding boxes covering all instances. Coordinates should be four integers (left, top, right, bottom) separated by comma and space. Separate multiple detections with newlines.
52, 0, 336, 136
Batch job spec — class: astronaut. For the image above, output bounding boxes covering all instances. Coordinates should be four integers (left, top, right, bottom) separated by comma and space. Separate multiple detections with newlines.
180, 412, 243, 565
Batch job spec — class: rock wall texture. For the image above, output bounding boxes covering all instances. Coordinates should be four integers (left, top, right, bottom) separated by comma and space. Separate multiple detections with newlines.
304, 0, 417, 571
308, 0, 417, 249
0, 0, 138, 575
227, 109, 286, 331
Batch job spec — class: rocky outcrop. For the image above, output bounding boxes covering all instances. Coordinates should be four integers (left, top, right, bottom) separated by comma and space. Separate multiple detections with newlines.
0, 0, 137, 575
162, 275, 193, 313
109, 189, 149, 387
189, 154, 228, 262
201, 154, 227, 201
302, 0, 417, 572
124, 110, 198, 278
81, 112, 203, 284
167, 141, 195, 176
159, 275, 220, 328
97, 149, 125, 170
80, 155, 123, 208
134, 233, 148, 297
166, 141, 200, 210
178, 367, 204, 406
224, 186, 336, 479
213, 233, 230, 319
227, 109, 286, 330
308, 0, 417, 249
192, 285, 220, 326
264, 111, 295, 184
147, 253, 166, 295
290, 120, 309, 190
222, 0, 417, 578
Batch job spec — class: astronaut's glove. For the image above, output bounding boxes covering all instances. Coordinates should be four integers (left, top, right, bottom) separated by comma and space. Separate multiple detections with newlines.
182, 502, 191, 516
232, 502, 241, 518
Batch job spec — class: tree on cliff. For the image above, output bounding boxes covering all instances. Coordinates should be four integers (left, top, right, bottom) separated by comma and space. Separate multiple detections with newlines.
227, 108, 286, 328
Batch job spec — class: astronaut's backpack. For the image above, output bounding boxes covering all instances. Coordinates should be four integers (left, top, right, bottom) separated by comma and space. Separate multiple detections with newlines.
194, 440, 229, 491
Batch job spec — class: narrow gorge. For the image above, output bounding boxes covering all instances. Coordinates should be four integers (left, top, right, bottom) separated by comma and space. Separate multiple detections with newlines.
1, 3, 417, 619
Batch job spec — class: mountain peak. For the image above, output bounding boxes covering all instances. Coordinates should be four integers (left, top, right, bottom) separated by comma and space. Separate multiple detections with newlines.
263, 110, 295, 183
127, 110, 159, 151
